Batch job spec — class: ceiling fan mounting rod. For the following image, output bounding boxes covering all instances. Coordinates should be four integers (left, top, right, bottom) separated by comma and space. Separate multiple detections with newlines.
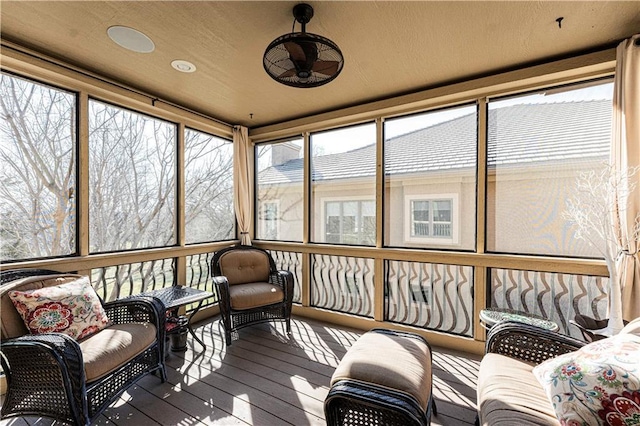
293, 3, 314, 33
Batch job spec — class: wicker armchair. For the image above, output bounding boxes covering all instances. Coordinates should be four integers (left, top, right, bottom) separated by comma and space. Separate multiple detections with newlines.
211, 245, 294, 346
476, 321, 586, 426
0, 269, 166, 426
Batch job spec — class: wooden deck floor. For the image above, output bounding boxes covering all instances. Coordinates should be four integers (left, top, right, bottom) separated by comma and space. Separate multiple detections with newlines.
1, 316, 481, 425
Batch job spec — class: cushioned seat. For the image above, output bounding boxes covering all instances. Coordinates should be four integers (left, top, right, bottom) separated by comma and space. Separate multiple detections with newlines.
325, 328, 436, 426
476, 319, 640, 425
228, 282, 284, 310
79, 322, 157, 381
477, 353, 558, 425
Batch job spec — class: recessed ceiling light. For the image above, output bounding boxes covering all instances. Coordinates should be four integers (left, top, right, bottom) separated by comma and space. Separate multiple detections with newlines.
107, 26, 155, 53
171, 60, 197, 73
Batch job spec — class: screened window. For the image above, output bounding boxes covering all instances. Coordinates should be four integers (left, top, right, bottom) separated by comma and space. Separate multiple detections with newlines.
88, 100, 176, 252
0, 73, 77, 261
384, 104, 476, 249
184, 128, 234, 244
311, 123, 376, 246
486, 80, 613, 256
255, 138, 303, 241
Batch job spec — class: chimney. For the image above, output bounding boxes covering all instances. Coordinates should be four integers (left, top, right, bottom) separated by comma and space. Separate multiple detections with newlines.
271, 142, 301, 166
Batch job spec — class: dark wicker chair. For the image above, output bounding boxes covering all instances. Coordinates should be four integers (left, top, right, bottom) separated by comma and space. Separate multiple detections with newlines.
0, 269, 167, 426
211, 245, 294, 346
476, 321, 586, 426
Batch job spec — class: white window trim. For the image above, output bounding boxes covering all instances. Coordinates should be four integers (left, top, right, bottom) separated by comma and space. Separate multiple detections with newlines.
404, 193, 459, 245
259, 200, 280, 240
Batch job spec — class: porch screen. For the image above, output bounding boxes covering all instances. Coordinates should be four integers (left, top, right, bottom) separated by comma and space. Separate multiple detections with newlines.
88, 100, 177, 253
311, 123, 376, 246
384, 104, 477, 250
0, 73, 77, 261
184, 128, 234, 244
486, 80, 613, 256
255, 138, 304, 242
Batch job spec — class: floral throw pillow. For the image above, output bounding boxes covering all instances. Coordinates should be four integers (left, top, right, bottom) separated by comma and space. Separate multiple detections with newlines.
532, 333, 640, 426
9, 276, 110, 340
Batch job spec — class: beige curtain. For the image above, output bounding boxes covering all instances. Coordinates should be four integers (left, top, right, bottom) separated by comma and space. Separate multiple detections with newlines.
233, 126, 252, 245
611, 34, 640, 322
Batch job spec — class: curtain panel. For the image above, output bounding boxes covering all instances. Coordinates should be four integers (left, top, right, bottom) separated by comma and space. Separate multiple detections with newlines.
233, 126, 253, 245
611, 34, 640, 322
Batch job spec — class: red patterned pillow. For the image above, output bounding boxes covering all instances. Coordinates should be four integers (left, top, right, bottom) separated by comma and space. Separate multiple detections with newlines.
9, 276, 110, 340
533, 333, 640, 425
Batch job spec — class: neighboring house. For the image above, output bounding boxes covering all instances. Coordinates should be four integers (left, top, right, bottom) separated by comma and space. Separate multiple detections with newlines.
257, 100, 611, 257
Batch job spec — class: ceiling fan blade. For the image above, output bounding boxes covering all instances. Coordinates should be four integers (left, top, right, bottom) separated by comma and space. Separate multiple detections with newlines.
312, 60, 339, 76
284, 41, 306, 62
278, 69, 297, 78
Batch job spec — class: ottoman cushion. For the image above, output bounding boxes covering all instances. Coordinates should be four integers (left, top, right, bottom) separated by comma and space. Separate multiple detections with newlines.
330, 329, 433, 412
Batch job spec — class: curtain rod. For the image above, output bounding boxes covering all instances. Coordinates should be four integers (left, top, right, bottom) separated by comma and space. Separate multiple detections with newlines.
1, 40, 233, 129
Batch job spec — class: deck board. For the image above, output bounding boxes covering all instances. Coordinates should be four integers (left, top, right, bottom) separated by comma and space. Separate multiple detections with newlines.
1, 316, 480, 425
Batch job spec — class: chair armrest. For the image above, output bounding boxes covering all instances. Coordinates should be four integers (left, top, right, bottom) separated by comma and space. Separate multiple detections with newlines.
1, 333, 88, 423
269, 270, 294, 306
212, 276, 231, 308
103, 296, 164, 325
103, 296, 165, 344
486, 321, 585, 365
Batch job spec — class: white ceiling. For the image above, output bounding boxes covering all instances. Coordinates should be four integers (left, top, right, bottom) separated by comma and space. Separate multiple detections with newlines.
1, 1, 639, 128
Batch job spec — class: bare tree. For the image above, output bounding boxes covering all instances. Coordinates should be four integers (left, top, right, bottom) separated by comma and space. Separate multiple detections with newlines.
184, 128, 234, 243
0, 74, 75, 259
564, 164, 640, 333
0, 73, 236, 263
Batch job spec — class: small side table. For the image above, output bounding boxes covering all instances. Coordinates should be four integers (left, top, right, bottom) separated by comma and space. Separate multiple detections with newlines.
138, 286, 214, 351
480, 307, 559, 332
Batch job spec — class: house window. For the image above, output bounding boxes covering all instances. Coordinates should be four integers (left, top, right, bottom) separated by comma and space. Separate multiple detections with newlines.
262, 201, 279, 240
411, 199, 452, 238
325, 200, 375, 245
405, 195, 458, 244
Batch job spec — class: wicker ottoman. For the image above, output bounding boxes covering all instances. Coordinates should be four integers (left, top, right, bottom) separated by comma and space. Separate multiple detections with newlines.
325, 328, 436, 426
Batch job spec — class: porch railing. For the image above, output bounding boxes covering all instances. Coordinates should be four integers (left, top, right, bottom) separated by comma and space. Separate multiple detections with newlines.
92, 258, 175, 302
489, 268, 608, 338
311, 254, 374, 318
74, 246, 608, 341
386, 260, 474, 337
269, 249, 303, 304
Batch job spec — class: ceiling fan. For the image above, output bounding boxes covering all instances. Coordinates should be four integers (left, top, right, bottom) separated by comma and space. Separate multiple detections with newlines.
263, 3, 344, 88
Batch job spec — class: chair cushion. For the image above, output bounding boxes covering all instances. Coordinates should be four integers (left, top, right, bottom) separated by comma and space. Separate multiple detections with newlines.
532, 333, 640, 425
228, 282, 284, 310
80, 322, 157, 382
477, 353, 559, 425
330, 330, 432, 412
218, 249, 271, 285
